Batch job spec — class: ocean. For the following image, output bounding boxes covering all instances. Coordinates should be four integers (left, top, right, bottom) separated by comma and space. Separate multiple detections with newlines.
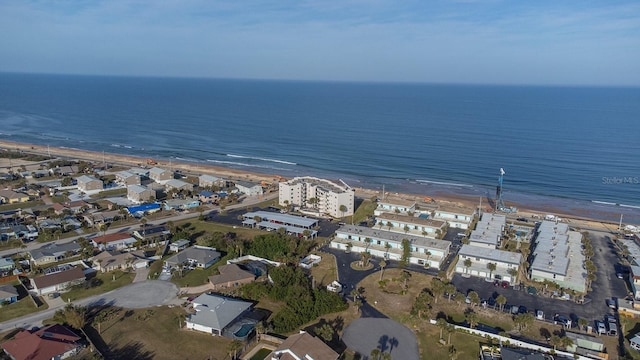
0, 72, 639, 222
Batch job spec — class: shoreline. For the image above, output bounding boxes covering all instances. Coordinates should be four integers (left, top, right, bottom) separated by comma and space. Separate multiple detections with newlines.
0, 139, 633, 230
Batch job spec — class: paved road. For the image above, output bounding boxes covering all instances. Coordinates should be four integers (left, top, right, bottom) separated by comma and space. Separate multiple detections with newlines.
0, 280, 179, 332
342, 318, 420, 360
0, 193, 278, 258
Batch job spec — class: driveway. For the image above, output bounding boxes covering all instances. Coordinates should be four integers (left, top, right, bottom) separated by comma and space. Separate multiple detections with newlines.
0, 280, 179, 332
133, 267, 150, 283
342, 318, 419, 360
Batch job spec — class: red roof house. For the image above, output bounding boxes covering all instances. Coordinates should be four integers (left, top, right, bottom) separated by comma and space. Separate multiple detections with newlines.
1, 324, 83, 360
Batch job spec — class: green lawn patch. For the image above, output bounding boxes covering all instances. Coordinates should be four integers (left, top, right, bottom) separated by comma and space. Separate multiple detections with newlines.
0, 297, 48, 322
0, 200, 44, 212
250, 347, 273, 360
61, 270, 134, 302
171, 253, 233, 287
93, 306, 232, 360
352, 199, 377, 224
148, 259, 164, 280
416, 325, 483, 360
90, 188, 127, 198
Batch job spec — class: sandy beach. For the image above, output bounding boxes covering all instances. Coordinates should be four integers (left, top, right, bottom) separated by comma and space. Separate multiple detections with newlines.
0, 139, 624, 231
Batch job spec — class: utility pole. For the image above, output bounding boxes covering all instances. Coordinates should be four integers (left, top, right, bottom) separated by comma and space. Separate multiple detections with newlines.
619, 214, 624, 234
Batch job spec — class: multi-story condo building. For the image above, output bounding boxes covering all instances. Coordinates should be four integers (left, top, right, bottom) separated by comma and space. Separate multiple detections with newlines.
279, 176, 354, 218
331, 225, 450, 268
373, 198, 416, 216
529, 220, 586, 293
456, 244, 522, 284
375, 212, 446, 237
467, 213, 505, 249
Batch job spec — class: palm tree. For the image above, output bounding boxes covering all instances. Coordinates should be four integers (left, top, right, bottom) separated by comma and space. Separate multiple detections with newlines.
360, 252, 371, 267
445, 324, 455, 345
354, 298, 363, 314
400, 270, 412, 290
467, 291, 480, 307
436, 318, 448, 340
340, 204, 347, 219
463, 258, 472, 274
549, 335, 562, 351
385, 242, 391, 256
403, 225, 410, 234
445, 284, 456, 302
487, 262, 496, 280
559, 336, 573, 350
370, 348, 381, 360
431, 278, 445, 304
254, 321, 265, 340
228, 339, 244, 360
578, 318, 588, 332
386, 221, 393, 231
379, 260, 387, 280
381, 352, 392, 360
464, 309, 479, 329
422, 230, 429, 237
364, 237, 373, 250
496, 294, 507, 311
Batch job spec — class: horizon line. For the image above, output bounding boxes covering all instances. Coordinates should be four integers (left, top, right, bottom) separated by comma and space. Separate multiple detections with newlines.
1, 71, 639, 90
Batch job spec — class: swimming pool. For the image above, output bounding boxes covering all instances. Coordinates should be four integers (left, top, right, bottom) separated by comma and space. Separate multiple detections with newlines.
234, 323, 255, 338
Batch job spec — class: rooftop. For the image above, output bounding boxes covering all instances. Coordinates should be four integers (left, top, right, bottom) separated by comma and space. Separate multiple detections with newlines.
376, 212, 446, 228
458, 244, 522, 265
32, 267, 84, 289
29, 242, 81, 260
243, 211, 318, 228
92, 232, 134, 244
189, 293, 253, 331
337, 224, 450, 250
284, 176, 352, 193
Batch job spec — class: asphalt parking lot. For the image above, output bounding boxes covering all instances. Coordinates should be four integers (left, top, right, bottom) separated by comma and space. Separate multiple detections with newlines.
451, 230, 629, 326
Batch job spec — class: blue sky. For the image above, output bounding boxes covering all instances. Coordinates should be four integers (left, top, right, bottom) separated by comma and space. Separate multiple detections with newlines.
1, 1, 639, 85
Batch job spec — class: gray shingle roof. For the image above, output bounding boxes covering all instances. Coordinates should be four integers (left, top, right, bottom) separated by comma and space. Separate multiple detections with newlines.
188, 293, 252, 331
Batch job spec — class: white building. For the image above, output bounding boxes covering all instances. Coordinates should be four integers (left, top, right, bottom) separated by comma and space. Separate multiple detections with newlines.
468, 213, 505, 249
456, 244, 522, 284
375, 212, 446, 237
279, 176, 354, 218
374, 198, 416, 216
331, 225, 450, 268
115, 170, 140, 186
433, 206, 475, 230
199, 174, 227, 188
529, 221, 586, 293
127, 184, 155, 203
76, 175, 103, 193
235, 181, 263, 196
186, 293, 253, 336
631, 265, 640, 300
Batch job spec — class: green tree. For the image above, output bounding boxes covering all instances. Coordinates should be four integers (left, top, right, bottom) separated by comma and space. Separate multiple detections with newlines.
316, 323, 335, 343
496, 294, 507, 311
339, 204, 347, 219
578, 318, 588, 332
464, 309, 479, 329
463, 258, 472, 274
411, 289, 434, 319
436, 318, 448, 340
386, 221, 393, 231
400, 270, 412, 290
379, 259, 387, 281
431, 278, 445, 304
228, 339, 244, 360
370, 348, 381, 360
467, 291, 480, 307
403, 225, 410, 234
487, 262, 497, 280
400, 239, 411, 267
444, 283, 456, 302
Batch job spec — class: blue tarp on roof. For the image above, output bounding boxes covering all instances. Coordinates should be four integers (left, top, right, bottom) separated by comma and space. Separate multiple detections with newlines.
199, 190, 214, 197
127, 203, 161, 214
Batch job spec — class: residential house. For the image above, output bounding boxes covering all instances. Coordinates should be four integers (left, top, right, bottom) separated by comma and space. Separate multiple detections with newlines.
91, 233, 137, 251
51, 200, 92, 215
529, 220, 586, 293
630, 265, 640, 300
0, 189, 30, 204
433, 206, 475, 230
164, 179, 194, 193
127, 184, 156, 203
49, 165, 79, 176
455, 244, 522, 284
198, 190, 219, 204
163, 198, 200, 211
126, 203, 161, 218
331, 225, 450, 268
268, 331, 339, 360
133, 225, 171, 245
76, 175, 103, 193
0, 257, 15, 272
208, 264, 256, 291
374, 198, 416, 216
31, 266, 85, 295
468, 213, 505, 249
185, 293, 253, 336
29, 242, 82, 266
199, 174, 227, 188
375, 212, 447, 237
115, 170, 140, 186
92, 250, 149, 272
84, 210, 122, 227
1, 324, 83, 360
165, 246, 221, 269
169, 239, 190, 253
564, 332, 604, 354
148, 167, 173, 183
279, 176, 355, 218
234, 181, 263, 197
631, 334, 640, 351
0, 284, 18, 304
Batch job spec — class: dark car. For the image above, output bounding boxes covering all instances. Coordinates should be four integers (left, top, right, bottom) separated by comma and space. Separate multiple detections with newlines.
501, 281, 509, 288
494, 280, 500, 287
516, 217, 529, 222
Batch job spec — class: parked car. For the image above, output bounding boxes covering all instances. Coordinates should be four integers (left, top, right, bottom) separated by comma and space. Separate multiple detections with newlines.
516, 217, 529, 222
607, 321, 617, 336
605, 314, 617, 324
596, 320, 607, 335
555, 315, 572, 328
501, 281, 509, 288
617, 273, 624, 279
536, 310, 544, 320
607, 298, 617, 309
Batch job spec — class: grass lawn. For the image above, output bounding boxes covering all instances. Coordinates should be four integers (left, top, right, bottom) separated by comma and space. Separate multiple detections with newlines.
0, 200, 44, 212
351, 199, 377, 224
309, 251, 338, 288
179, 219, 266, 243
148, 259, 164, 280
621, 316, 640, 359
61, 270, 135, 302
171, 253, 233, 287
250, 347, 273, 360
0, 297, 48, 322
357, 268, 570, 360
94, 306, 233, 360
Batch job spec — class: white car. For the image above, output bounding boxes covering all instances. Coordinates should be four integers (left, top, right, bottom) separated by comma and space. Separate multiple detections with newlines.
596, 321, 607, 335
536, 310, 544, 320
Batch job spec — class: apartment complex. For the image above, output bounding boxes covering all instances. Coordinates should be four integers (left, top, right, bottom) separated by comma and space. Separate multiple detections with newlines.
279, 176, 354, 218
529, 220, 586, 292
